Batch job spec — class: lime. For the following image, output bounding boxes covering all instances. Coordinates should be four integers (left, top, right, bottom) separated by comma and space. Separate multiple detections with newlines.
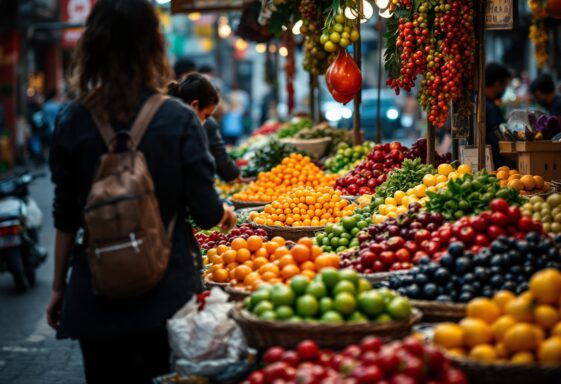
290, 275, 310, 296
377, 287, 397, 304
320, 297, 334, 314
349, 311, 368, 322
270, 285, 295, 307
341, 232, 352, 240
289, 315, 303, 322
341, 217, 357, 231
325, 223, 334, 233
333, 280, 357, 296
296, 294, 319, 317
243, 297, 252, 310
375, 313, 392, 322
321, 311, 344, 323
260, 310, 277, 321
358, 278, 373, 293
351, 228, 360, 236
253, 300, 274, 316
387, 297, 412, 320
275, 305, 294, 320
339, 269, 360, 287
330, 237, 340, 247
357, 220, 369, 230
321, 268, 341, 289
322, 237, 330, 246
257, 283, 273, 293
358, 291, 385, 317
334, 292, 357, 316
306, 281, 327, 299
332, 224, 345, 237
250, 290, 270, 308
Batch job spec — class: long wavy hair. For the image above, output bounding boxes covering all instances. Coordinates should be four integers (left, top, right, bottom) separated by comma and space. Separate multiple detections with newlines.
70, 0, 173, 123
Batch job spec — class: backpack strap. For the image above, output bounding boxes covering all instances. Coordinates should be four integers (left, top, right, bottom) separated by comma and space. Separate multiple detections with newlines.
130, 94, 170, 151
91, 115, 115, 150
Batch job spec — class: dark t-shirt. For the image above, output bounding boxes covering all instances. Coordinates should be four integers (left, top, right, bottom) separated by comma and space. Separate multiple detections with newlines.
549, 95, 561, 117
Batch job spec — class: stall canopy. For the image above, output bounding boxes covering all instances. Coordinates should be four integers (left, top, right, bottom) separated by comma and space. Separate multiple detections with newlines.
171, 0, 255, 14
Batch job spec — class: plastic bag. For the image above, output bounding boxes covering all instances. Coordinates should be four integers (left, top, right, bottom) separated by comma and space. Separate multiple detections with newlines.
167, 288, 247, 377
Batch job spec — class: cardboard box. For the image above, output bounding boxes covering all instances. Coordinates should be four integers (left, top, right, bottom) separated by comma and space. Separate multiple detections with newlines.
515, 141, 561, 181
499, 141, 516, 154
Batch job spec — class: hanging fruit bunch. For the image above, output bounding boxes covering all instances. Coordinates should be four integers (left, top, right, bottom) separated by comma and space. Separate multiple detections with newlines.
529, 0, 549, 68
320, 4, 361, 53
299, 0, 334, 75
385, 0, 476, 128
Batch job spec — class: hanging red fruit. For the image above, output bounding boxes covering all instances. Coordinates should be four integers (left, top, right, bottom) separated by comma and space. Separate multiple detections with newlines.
331, 89, 354, 105
548, 0, 561, 18
327, 49, 362, 97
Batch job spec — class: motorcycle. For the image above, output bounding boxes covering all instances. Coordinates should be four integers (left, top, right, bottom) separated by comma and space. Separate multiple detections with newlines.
0, 172, 47, 291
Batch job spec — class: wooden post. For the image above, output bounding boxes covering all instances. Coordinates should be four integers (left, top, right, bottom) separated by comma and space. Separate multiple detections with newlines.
427, 122, 435, 165
376, 19, 384, 144
309, 73, 317, 123
352, 0, 364, 146
476, 0, 487, 170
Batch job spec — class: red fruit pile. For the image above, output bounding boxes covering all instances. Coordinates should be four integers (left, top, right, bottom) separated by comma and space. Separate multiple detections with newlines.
243, 337, 467, 384
252, 122, 282, 137
194, 224, 268, 251
335, 142, 407, 196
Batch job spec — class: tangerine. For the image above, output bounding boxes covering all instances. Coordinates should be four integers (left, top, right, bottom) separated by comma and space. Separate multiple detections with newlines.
212, 268, 229, 283
292, 244, 311, 263
530, 269, 561, 305
433, 323, 464, 349
538, 336, 561, 363
234, 265, 252, 281
469, 344, 497, 362
236, 248, 251, 263
467, 298, 501, 324
493, 290, 516, 313
534, 305, 559, 329
511, 351, 535, 364
504, 323, 540, 353
460, 318, 493, 348
231, 238, 248, 251
247, 236, 263, 252
281, 264, 300, 280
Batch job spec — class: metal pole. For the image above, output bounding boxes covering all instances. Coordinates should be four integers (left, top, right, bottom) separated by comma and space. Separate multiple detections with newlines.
352, 1, 364, 145
376, 19, 383, 144
309, 73, 317, 123
427, 122, 435, 165
476, 0, 487, 170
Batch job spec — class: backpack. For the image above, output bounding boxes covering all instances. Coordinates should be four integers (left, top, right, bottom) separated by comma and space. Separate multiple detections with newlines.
84, 94, 175, 299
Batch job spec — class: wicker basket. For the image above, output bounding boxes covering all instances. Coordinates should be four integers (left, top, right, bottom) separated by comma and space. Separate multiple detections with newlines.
409, 300, 466, 322
225, 286, 252, 302
228, 199, 270, 210
279, 137, 332, 159
231, 304, 422, 350
361, 270, 410, 285
203, 278, 230, 291
250, 221, 325, 242
450, 356, 561, 384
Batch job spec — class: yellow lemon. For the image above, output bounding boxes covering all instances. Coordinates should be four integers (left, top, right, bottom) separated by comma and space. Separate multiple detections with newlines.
433, 323, 465, 349
510, 351, 535, 364
423, 174, 437, 187
438, 163, 454, 176
457, 164, 472, 175
467, 298, 501, 324
469, 344, 497, 362
504, 323, 540, 353
534, 305, 559, 329
492, 315, 517, 342
460, 318, 493, 348
538, 336, 561, 363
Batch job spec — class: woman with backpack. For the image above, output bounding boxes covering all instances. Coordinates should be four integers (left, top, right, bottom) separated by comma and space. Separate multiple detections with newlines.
168, 73, 240, 182
45, 1, 236, 383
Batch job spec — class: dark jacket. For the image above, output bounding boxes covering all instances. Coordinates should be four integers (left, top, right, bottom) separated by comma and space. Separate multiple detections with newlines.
50, 93, 224, 339
485, 97, 507, 168
204, 117, 240, 182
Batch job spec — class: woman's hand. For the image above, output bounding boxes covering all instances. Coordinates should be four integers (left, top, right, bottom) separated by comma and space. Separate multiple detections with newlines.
219, 204, 237, 232
46, 289, 64, 330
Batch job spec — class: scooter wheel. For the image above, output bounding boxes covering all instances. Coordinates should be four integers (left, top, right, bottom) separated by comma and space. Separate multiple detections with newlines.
6, 249, 30, 292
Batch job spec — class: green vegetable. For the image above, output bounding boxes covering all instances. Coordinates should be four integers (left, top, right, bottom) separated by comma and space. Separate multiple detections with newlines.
376, 158, 436, 199
276, 118, 313, 139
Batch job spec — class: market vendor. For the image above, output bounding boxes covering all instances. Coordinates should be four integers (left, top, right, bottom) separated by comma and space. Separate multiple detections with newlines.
530, 74, 561, 117
169, 73, 241, 182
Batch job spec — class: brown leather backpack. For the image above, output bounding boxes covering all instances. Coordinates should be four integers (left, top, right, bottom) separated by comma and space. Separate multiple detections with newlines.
84, 94, 175, 299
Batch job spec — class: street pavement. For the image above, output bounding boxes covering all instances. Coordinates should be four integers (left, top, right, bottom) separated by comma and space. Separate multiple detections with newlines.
0, 166, 85, 384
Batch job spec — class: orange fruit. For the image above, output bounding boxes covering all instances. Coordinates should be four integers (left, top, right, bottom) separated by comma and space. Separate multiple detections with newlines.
492, 315, 517, 342
469, 344, 497, 362
496, 170, 508, 180
226, 262, 239, 270
327, 254, 341, 269
212, 268, 229, 283
300, 261, 316, 272
507, 179, 524, 191
460, 318, 493, 348
216, 244, 229, 254
222, 250, 237, 264
467, 298, 501, 324
447, 348, 466, 357
231, 238, 248, 251
254, 247, 269, 259
433, 323, 465, 349
234, 265, 252, 281
495, 342, 508, 359
253, 256, 269, 270
260, 271, 277, 281
538, 336, 561, 363
505, 296, 535, 322
551, 322, 561, 337
315, 254, 336, 270
300, 270, 316, 280
259, 263, 280, 276
236, 248, 251, 263
278, 254, 296, 269
281, 264, 300, 280
511, 351, 535, 364
291, 244, 311, 263
207, 248, 217, 258
243, 272, 260, 286
243, 260, 254, 269
211, 255, 224, 265
297, 237, 314, 249
264, 241, 279, 255
493, 290, 516, 313
530, 269, 561, 305
247, 236, 263, 252
520, 175, 536, 191
311, 245, 323, 260
504, 323, 540, 353
274, 246, 290, 259
534, 305, 560, 329
534, 175, 545, 190
272, 236, 286, 246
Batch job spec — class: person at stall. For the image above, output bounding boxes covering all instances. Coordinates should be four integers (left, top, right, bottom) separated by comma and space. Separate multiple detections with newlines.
168, 73, 240, 182
45, 1, 236, 383
173, 57, 197, 81
530, 74, 561, 117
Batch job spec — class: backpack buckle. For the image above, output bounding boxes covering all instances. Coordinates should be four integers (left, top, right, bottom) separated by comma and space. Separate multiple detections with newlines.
129, 233, 140, 253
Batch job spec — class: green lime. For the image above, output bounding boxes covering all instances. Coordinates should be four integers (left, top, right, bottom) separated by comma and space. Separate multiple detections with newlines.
332, 225, 345, 237
454, 210, 465, 219
322, 237, 331, 246
358, 290, 385, 317
253, 300, 274, 316
338, 238, 350, 247
351, 228, 360, 236
357, 220, 369, 229
275, 305, 294, 320
321, 311, 344, 323
270, 285, 295, 307
325, 223, 334, 233
339, 269, 360, 287
250, 290, 270, 308
243, 297, 252, 310
296, 294, 319, 317
320, 297, 334, 314
375, 313, 392, 322
289, 315, 303, 322
377, 288, 397, 304
321, 268, 341, 289
333, 292, 356, 316
306, 281, 327, 299
330, 237, 340, 247
358, 278, 373, 293
387, 297, 412, 320
333, 280, 357, 295
341, 232, 352, 240
341, 217, 357, 231
349, 311, 368, 322
260, 310, 277, 321
256, 283, 273, 293
445, 200, 458, 211
290, 275, 311, 296
458, 200, 469, 211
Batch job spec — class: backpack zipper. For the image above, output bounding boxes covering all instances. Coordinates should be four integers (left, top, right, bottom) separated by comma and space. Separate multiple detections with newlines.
94, 233, 143, 260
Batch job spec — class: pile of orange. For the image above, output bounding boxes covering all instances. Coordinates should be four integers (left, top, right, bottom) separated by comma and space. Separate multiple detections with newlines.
204, 236, 340, 291
434, 269, 561, 364
494, 166, 548, 193
232, 154, 338, 202
249, 186, 356, 227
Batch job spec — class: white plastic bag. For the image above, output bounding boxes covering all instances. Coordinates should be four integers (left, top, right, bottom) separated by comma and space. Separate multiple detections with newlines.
167, 288, 246, 377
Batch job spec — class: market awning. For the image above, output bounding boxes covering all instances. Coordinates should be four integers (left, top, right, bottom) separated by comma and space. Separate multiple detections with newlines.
171, 0, 256, 14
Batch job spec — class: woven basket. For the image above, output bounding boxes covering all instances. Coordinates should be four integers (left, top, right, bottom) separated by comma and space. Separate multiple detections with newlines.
450, 356, 561, 384
228, 199, 271, 210
225, 286, 252, 302
203, 278, 230, 291
231, 304, 422, 350
251, 221, 325, 242
279, 137, 332, 159
409, 300, 466, 322
361, 270, 410, 285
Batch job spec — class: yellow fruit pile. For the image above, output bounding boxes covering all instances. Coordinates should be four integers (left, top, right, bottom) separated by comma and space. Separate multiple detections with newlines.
249, 186, 356, 227
494, 166, 548, 194
232, 154, 337, 202
434, 269, 561, 364
372, 163, 472, 224
204, 236, 340, 291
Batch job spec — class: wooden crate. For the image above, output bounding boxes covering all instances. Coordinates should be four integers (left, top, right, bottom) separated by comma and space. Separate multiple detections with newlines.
515, 141, 561, 181
499, 141, 516, 154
